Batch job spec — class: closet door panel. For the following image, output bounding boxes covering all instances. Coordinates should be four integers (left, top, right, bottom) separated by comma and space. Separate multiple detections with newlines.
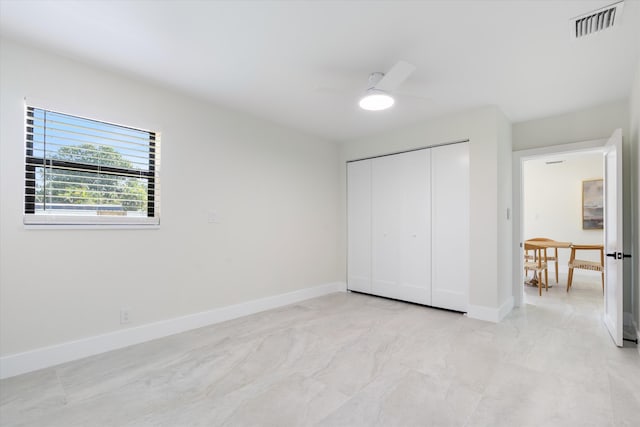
347, 160, 372, 293
371, 154, 402, 298
399, 150, 431, 304
372, 150, 431, 305
431, 142, 469, 311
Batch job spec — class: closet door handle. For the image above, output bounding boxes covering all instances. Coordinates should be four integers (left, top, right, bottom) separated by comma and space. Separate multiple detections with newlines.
606, 252, 617, 258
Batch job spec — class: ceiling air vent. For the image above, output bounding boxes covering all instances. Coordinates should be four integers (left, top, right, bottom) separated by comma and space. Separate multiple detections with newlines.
570, 1, 624, 39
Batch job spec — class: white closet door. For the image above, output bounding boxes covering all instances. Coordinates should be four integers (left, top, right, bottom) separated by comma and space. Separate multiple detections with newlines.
347, 160, 372, 293
372, 150, 431, 305
431, 142, 469, 311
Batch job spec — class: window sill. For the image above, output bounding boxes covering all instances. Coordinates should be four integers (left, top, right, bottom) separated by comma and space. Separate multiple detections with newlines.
23, 215, 160, 230
24, 224, 160, 230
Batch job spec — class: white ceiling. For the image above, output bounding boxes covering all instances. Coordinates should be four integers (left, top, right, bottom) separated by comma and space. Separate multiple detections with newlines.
1, 0, 639, 142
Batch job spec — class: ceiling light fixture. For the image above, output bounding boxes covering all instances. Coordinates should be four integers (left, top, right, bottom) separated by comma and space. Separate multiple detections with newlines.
359, 89, 395, 111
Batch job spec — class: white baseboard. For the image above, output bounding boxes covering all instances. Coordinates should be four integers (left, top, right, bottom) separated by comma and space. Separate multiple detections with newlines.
0, 281, 346, 379
498, 296, 515, 321
623, 312, 639, 352
636, 321, 640, 357
466, 296, 514, 323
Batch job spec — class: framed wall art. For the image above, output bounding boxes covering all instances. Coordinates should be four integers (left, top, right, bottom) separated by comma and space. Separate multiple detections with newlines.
582, 178, 603, 230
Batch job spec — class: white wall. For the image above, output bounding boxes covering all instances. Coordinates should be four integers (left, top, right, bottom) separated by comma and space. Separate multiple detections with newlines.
339, 106, 513, 320
0, 39, 341, 357
631, 58, 640, 335
513, 100, 629, 151
496, 110, 513, 307
523, 153, 604, 266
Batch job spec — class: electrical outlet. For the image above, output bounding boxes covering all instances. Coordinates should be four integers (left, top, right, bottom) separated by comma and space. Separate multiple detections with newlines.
120, 308, 131, 324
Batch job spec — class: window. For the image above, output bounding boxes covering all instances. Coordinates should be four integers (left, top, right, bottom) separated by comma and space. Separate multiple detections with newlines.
24, 106, 159, 226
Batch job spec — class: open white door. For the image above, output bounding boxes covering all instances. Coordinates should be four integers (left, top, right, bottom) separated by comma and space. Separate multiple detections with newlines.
603, 129, 623, 347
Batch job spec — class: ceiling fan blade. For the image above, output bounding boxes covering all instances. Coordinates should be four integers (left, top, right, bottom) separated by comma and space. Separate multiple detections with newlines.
394, 90, 433, 102
375, 60, 416, 92
315, 86, 344, 94
314, 85, 360, 96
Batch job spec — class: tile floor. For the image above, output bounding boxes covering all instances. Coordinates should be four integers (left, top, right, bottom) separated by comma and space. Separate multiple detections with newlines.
1, 273, 639, 426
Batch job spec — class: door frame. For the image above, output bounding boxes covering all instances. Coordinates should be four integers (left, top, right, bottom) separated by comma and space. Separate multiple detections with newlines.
511, 138, 606, 308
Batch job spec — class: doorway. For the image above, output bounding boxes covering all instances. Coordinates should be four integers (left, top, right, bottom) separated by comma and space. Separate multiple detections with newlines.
512, 130, 626, 346
521, 151, 604, 305
512, 138, 607, 309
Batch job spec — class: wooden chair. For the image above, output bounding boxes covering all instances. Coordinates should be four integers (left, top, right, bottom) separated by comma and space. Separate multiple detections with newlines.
524, 242, 549, 296
525, 237, 559, 283
567, 244, 605, 293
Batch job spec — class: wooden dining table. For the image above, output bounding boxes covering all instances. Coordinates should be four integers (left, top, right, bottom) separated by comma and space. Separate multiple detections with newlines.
524, 239, 572, 287
525, 240, 572, 250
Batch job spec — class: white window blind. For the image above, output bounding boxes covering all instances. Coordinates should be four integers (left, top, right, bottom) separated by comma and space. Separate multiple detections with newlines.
24, 106, 159, 225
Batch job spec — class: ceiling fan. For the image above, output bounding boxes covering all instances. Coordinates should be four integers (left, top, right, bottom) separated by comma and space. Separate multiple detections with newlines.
358, 60, 416, 111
